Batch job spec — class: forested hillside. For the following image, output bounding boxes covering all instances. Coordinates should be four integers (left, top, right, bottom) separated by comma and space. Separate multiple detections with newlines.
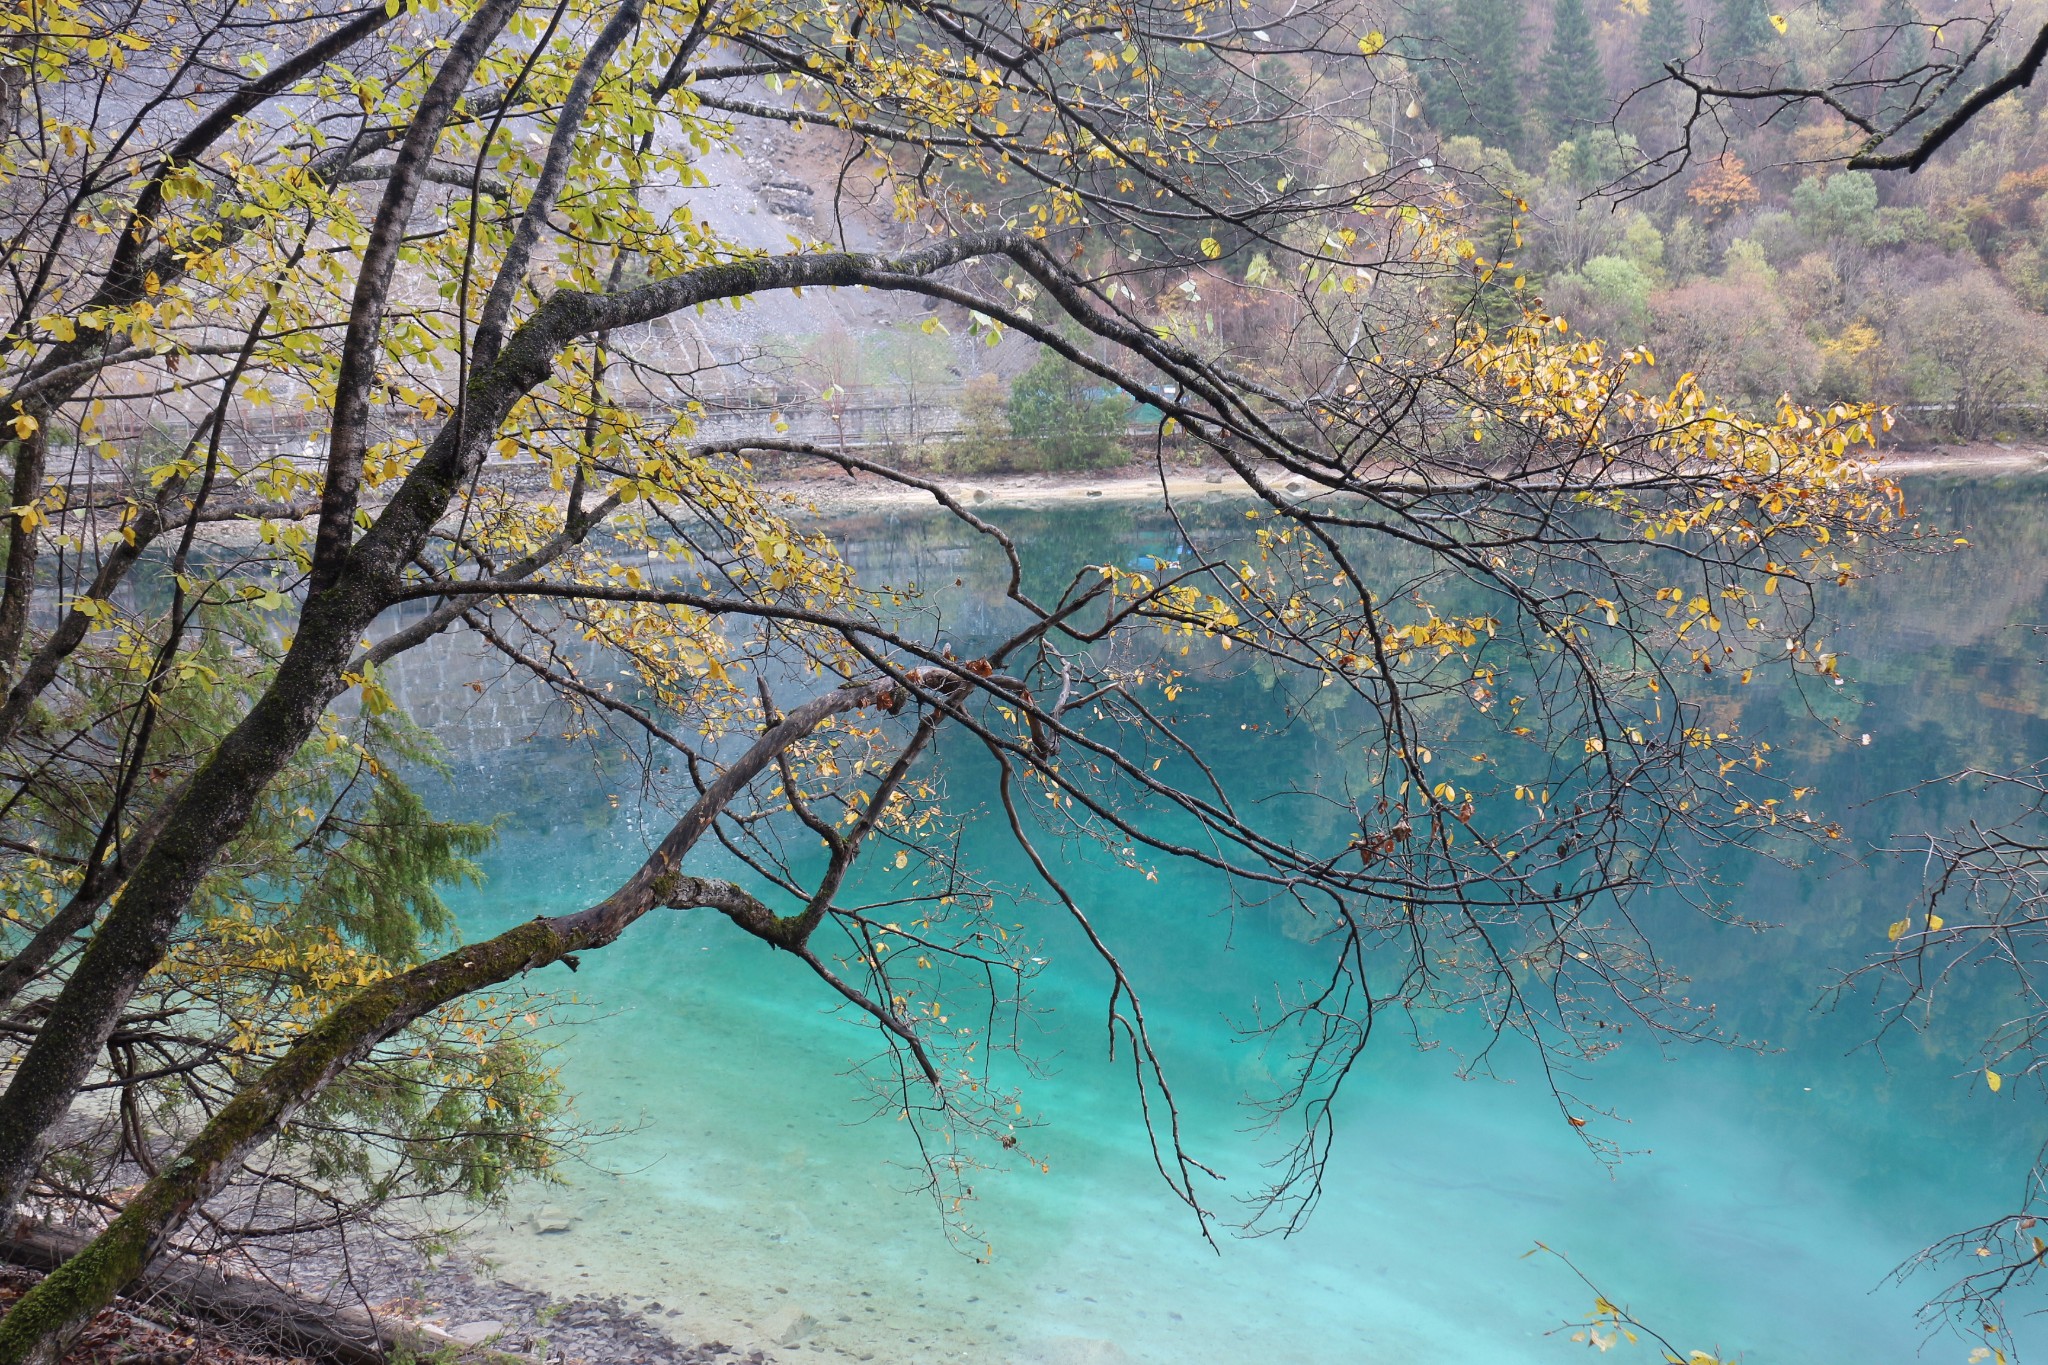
1461, 0, 2048, 439
922, 0, 2048, 444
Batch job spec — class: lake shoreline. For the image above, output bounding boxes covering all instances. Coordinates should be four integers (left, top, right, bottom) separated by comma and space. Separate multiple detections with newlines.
754, 439, 2048, 516
165, 439, 2048, 549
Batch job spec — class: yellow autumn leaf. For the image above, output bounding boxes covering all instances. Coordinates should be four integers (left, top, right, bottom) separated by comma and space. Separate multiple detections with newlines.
1928, 913, 1944, 931
893, 849, 909, 869
1769, 13, 1788, 31
1358, 30, 1386, 54
1199, 237, 1222, 259
10, 412, 36, 440
1988, 1068, 2003, 1092
1886, 918, 1910, 941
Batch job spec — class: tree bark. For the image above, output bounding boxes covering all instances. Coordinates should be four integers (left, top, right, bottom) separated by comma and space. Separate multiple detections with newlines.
0, 488, 321, 753
0, 429, 47, 690
0, 493, 162, 747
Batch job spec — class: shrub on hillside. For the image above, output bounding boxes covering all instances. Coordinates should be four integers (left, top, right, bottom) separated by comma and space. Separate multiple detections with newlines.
944, 374, 1019, 473
1650, 276, 1821, 409
1007, 346, 1131, 470
1894, 271, 2048, 438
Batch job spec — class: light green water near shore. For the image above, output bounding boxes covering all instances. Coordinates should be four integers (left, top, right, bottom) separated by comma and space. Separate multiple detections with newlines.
411, 478, 2048, 1363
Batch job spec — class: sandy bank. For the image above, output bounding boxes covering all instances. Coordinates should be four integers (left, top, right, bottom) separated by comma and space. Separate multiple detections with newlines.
154, 441, 2048, 551
755, 442, 2048, 518
758, 463, 1237, 516
1875, 441, 2048, 476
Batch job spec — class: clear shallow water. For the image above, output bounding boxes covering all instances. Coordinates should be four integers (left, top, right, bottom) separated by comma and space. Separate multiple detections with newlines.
405, 479, 2048, 1364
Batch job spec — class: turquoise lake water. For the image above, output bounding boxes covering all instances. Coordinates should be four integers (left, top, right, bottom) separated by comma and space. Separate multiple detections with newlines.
406, 477, 2048, 1364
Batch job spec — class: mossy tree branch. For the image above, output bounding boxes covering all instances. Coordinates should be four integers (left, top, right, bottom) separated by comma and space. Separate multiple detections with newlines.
0, 675, 928, 1365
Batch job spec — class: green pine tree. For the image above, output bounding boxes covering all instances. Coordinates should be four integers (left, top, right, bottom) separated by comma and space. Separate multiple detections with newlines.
1714, 0, 1778, 63
1007, 345, 1130, 470
1409, 0, 1466, 136
1411, 0, 1527, 153
1874, 0, 1925, 124
1466, 0, 1529, 152
1636, 0, 1691, 89
1539, 0, 1610, 147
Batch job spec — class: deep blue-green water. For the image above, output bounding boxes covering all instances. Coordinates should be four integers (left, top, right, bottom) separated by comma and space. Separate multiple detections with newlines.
408, 479, 2048, 1364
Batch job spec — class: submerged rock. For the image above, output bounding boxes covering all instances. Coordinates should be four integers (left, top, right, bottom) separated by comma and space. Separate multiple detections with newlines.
763, 1306, 819, 1346
530, 1206, 575, 1234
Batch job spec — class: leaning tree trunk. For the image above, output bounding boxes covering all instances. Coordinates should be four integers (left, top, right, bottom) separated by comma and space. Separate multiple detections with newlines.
0, 577, 395, 1219
0, 0, 529, 1218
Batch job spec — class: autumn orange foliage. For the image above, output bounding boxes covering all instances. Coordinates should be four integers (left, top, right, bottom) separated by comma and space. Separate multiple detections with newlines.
1687, 154, 1763, 221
